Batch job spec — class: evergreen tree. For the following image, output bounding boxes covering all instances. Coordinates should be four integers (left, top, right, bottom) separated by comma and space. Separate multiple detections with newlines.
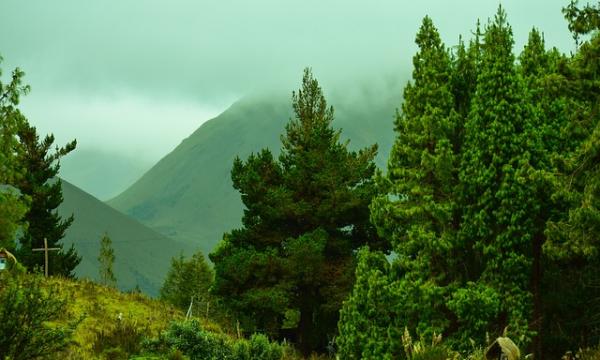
210, 68, 381, 355
543, 2, 600, 352
451, 21, 481, 123
98, 233, 116, 287
337, 248, 399, 360
458, 7, 547, 347
0, 57, 29, 248
160, 250, 214, 318
339, 17, 460, 358
14, 121, 79, 277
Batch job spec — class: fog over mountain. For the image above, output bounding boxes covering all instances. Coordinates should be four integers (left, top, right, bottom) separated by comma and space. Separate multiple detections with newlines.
0, 0, 575, 197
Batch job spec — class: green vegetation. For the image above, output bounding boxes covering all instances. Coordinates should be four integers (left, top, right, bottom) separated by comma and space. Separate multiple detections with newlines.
0, 272, 77, 360
160, 250, 214, 318
99, 232, 117, 287
1, 1, 600, 359
337, 3, 600, 359
0, 56, 29, 248
146, 320, 285, 360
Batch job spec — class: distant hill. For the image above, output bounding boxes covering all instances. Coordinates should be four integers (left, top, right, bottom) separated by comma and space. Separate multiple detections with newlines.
58, 179, 194, 296
108, 86, 401, 256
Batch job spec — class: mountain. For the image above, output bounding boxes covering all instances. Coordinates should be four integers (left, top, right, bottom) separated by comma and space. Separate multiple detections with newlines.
58, 179, 194, 296
108, 85, 401, 256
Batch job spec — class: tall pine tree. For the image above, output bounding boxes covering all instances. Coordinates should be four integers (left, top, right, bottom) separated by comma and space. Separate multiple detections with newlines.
14, 121, 79, 277
458, 6, 545, 347
210, 68, 381, 355
339, 17, 460, 358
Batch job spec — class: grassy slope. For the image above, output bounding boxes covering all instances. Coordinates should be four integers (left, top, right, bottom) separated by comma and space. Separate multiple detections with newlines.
58, 179, 195, 296
108, 90, 399, 256
46, 276, 182, 358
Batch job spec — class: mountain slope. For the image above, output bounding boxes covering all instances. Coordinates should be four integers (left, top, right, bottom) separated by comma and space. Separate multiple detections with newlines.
58, 179, 194, 296
108, 88, 400, 255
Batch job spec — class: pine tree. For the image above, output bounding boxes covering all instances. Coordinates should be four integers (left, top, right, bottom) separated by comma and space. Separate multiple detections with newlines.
337, 248, 399, 359
339, 17, 460, 358
210, 68, 381, 355
98, 233, 116, 287
14, 121, 79, 277
458, 7, 544, 346
542, 2, 600, 352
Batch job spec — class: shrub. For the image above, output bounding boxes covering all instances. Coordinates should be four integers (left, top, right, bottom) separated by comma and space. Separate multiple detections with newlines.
0, 273, 78, 360
92, 318, 147, 359
146, 319, 285, 360
232, 333, 284, 360
147, 319, 232, 359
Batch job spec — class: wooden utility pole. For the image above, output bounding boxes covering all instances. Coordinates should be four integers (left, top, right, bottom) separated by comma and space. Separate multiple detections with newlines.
32, 238, 60, 277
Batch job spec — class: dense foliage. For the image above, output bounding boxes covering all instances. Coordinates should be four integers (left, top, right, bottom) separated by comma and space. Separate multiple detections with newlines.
147, 319, 285, 360
210, 68, 384, 355
0, 56, 29, 248
337, 3, 600, 359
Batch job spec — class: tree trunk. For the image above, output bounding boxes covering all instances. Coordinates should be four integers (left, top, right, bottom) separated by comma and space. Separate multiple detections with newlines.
297, 304, 314, 357
531, 232, 544, 360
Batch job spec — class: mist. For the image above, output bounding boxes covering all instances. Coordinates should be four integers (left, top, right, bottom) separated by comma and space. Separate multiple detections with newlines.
0, 0, 575, 198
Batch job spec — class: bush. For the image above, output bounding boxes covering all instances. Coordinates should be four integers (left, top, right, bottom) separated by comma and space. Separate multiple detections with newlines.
146, 319, 232, 359
92, 318, 147, 359
232, 333, 284, 360
0, 273, 78, 360
146, 319, 285, 360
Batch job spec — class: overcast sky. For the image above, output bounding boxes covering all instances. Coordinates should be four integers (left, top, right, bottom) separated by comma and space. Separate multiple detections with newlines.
0, 0, 575, 196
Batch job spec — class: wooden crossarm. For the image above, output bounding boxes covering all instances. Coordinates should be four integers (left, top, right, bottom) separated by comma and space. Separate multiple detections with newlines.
32, 248, 60, 251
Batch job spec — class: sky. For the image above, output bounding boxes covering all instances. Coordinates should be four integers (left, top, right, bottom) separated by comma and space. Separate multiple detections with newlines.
0, 0, 576, 198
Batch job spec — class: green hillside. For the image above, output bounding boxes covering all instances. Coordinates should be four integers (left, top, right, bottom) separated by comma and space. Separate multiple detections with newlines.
58, 179, 195, 295
108, 89, 399, 255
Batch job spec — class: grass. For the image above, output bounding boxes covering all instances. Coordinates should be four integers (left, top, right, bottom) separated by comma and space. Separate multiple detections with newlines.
45, 276, 182, 358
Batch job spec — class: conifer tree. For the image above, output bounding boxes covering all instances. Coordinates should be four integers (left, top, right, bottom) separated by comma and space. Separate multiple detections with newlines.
458, 7, 542, 345
372, 13, 458, 332
339, 17, 459, 358
14, 121, 79, 277
210, 68, 381, 355
98, 233, 116, 287
337, 248, 398, 359
543, 2, 600, 352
